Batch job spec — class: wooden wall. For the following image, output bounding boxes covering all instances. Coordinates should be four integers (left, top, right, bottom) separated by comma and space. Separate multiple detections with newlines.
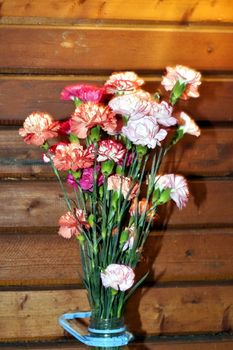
0, 0, 233, 344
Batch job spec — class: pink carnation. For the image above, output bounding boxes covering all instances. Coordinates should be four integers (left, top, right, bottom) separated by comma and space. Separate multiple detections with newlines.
100, 264, 135, 291
155, 174, 189, 209
79, 166, 104, 191
107, 174, 138, 200
58, 209, 88, 239
70, 102, 117, 139
161, 65, 201, 100
105, 71, 144, 94
53, 143, 94, 171
61, 84, 105, 103
178, 112, 201, 137
109, 93, 153, 121
97, 140, 126, 162
151, 101, 177, 127
122, 117, 167, 149
19, 112, 59, 146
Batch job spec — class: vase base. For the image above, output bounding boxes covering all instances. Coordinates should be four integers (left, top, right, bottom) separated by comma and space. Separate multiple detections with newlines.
59, 311, 133, 347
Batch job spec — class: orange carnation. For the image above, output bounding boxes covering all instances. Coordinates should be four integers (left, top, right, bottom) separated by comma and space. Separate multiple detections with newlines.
19, 112, 59, 146
129, 198, 157, 221
53, 143, 94, 171
70, 102, 117, 139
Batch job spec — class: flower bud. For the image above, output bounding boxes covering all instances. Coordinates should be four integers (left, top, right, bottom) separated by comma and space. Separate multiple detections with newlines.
136, 144, 147, 156
69, 133, 79, 143
111, 191, 120, 209
74, 97, 82, 107
157, 188, 172, 205
170, 80, 187, 105
116, 165, 123, 175
152, 188, 160, 204
71, 170, 81, 179
90, 126, 100, 142
101, 160, 114, 176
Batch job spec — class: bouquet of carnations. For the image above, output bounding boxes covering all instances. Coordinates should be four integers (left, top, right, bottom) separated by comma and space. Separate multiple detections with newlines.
19, 66, 201, 341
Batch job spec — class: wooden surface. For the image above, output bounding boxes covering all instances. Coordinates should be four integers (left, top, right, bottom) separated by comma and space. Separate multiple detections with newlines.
0, 180, 232, 229
0, 0, 233, 345
0, 26, 233, 72
0, 76, 233, 122
0, 285, 233, 340
3, 340, 233, 350
1, 228, 232, 286
3, 339, 233, 349
1, 0, 233, 23
0, 128, 232, 177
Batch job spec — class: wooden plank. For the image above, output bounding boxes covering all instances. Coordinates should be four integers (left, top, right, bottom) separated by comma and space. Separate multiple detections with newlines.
4, 340, 233, 350
0, 180, 232, 230
0, 285, 232, 340
0, 25, 233, 72
0, 228, 232, 286
0, 76, 233, 122
1, 0, 233, 23
0, 128, 232, 178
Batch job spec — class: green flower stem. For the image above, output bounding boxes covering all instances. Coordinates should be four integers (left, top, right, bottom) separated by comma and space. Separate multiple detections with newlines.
101, 176, 108, 239
73, 187, 81, 208
117, 292, 125, 318
50, 161, 72, 212
77, 184, 87, 215
91, 142, 99, 256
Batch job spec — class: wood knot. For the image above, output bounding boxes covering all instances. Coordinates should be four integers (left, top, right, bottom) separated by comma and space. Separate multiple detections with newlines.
19, 294, 28, 310
222, 305, 233, 332
207, 46, 214, 54
185, 249, 193, 257
182, 295, 202, 304
27, 199, 40, 212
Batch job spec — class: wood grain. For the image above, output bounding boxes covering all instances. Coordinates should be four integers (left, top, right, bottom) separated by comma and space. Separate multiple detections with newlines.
0, 76, 233, 122
1, 0, 232, 23
0, 228, 232, 286
0, 285, 232, 340
0, 180, 232, 230
0, 25, 233, 72
1, 128, 232, 178
4, 341, 233, 350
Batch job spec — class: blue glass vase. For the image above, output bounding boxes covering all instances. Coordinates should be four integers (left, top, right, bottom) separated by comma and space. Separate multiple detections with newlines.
59, 310, 133, 347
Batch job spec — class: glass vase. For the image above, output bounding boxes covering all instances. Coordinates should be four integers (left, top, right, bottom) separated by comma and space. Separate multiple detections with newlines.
59, 310, 133, 347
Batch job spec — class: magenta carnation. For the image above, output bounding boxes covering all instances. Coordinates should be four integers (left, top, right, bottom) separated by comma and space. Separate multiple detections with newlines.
79, 166, 104, 192
61, 84, 106, 103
